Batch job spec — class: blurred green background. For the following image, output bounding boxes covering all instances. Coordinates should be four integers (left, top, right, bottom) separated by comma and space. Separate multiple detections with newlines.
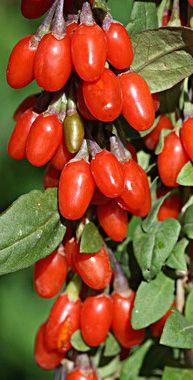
0, 1, 54, 379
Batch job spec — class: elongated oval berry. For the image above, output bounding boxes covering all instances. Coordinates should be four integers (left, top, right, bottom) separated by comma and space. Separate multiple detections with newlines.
97, 201, 128, 242
45, 293, 81, 352
144, 114, 173, 150
59, 159, 95, 220
64, 113, 85, 153
21, 0, 54, 19
13, 94, 38, 122
75, 247, 112, 290
120, 72, 155, 131
43, 164, 60, 189
7, 35, 37, 88
77, 82, 96, 121
112, 290, 145, 348
51, 140, 73, 171
66, 368, 98, 380
34, 322, 63, 370
157, 132, 189, 187
64, 237, 79, 272
26, 113, 63, 167
8, 108, 37, 160
34, 245, 68, 298
116, 159, 151, 217
157, 188, 182, 221
91, 150, 124, 198
83, 68, 122, 122
180, 117, 193, 161
150, 300, 176, 337
103, 20, 133, 69
81, 294, 112, 346
71, 23, 107, 81
34, 33, 72, 92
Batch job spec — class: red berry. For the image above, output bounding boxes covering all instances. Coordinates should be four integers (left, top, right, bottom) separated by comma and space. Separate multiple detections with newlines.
81, 294, 112, 346
104, 21, 133, 69
83, 68, 122, 122
119, 72, 155, 131
45, 293, 81, 352
77, 82, 96, 121
34, 322, 63, 370
112, 290, 145, 348
97, 201, 128, 242
43, 164, 60, 189
66, 21, 79, 39
34, 33, 72, 92
117, 159, 151, 217
34, 246, 68, 298
59, 159, 95, 220
71, 23, 107, 81
152, 93, 160, 112
51, 140, 73, 171
157, 188, 182, 221
91, 187, 109, 206
75, 247, 112, 290
7, 35, 37, 88
126, 142, 137, 162
21, 0, 54, 19
66, 368, 98, 380
180, 117, 193, 161
13, 94, 37, 122
189, 0, 193, 7
150, 300, 176, 337
8, 108, 37, 160
26, 113, 63, 167
157, 132, 189, 187
64, 237, 79, 272
144, 114, 173, 151
90, 150, 124, 198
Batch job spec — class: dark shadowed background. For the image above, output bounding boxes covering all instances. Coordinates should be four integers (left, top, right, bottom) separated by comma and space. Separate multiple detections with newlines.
0, 1, 54, 379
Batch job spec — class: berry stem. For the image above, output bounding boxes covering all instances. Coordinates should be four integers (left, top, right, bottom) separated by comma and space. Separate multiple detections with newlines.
32, 0, 57, 45
80, 2, 94, 25
110, 135, 131, 163
52, 0, 65, 35
87, 139, 102, 156
105, 244, 129, 293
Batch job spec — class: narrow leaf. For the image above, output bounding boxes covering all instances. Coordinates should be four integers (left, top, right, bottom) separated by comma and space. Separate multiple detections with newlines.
120, 340, 153, 380
98, 357, 120, 379
0, 189, 66, 276
177, 161, 193, 186
155, 129, 172, 155
80, 222, 103, 253
162, 367, 193, 380
131, 272, 175, 329
166, 238, 188, 272
104, 333, 121, 357
183, 205, 193, 238
137, 151, 150, 172
160, 310, 193, 349
185, 289, 193, 324
71, 330, 90, 352
142, 191, 172, 232
126, 1, 158, 36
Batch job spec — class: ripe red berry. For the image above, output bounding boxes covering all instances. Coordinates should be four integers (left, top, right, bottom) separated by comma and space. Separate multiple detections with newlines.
21, 0, 54, 19
180, 117, 193, 161
119, 72, 155, 131
7, 35, 37, 88
8, 108, 37, 160
126, 142, 137, 162
91, 187, 109, 206
51, 140, 73, 171
104, 20, 133, 69
75, 247, 112, 290
66, 20, 79, 39
64, 237, 79, 272
34, 322, 63, 370
13, 94, 37, 122
71, 23, 107, 81
97, 201, 128, 242
81, 294, 112, 346
157, 132, 189, 187
150, 300, 176, 337
45, 293, 81, 352
26, 113, 63, 167
117, 159, 151, 217
66, 368, 98, 380
157, 188, 182, 221
83, 68, 122, 122
34, 246, 68, 298
90, 150, 124, 198
77, 82, 96, 121
43, 164, 60, 189
112, 290, 145, 348
34, 33, 72, 92
59, 159, 95, 220
144, 114, 173, 151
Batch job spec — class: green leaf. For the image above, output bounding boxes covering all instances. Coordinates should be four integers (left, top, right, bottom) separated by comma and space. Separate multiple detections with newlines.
160, 310, 193, 349
104, 332, 121, 357
0, 189, 66, 276
162, 367, 193, 380
126, 1, 158, 36
131, 272, 175, 329
185, 289, 193, 324
183, 205, 193, 238
166, 238, 188, 272
71, 330, 90, 352
98, 357, 120, 379
117, 216, 141, 252
160, 82, 183, 114
155, 129, 172, 155
93, 0, 109, 12
131, 27, 193, 93
137, 151, 150, 172
80, 222, 103, 253
133, 219, 181, 281
120, 340, 153, 380
142, 191, 172, 233
139, 115, 160, 137
177, 161, 193, 186
107, 0, 134, 26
